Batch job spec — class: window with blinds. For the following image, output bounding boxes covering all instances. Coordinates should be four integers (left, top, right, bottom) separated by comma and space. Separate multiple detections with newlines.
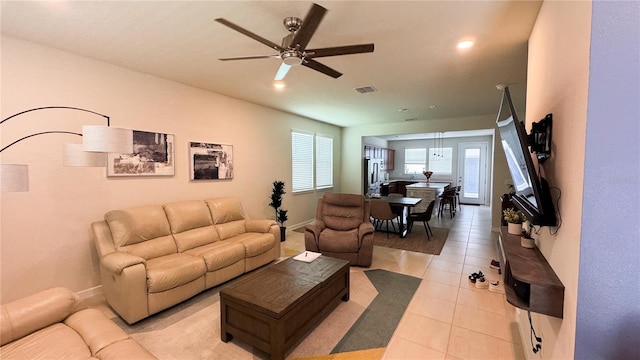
404, 148, 427, 174
292, 132, 314, 192
315, 135, 333, 189
291, 131, 333, 192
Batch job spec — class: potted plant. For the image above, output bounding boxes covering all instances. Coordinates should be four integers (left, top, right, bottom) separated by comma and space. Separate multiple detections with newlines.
520, 228, 535, 249
269, 180, 288, 242
503, 207, 526, 235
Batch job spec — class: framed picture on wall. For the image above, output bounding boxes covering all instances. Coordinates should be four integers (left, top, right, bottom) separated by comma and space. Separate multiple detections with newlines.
189, 142, 234, 180
107, 130, 175, 176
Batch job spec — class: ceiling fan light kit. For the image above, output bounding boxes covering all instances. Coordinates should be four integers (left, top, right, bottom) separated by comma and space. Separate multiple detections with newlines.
216, 3, 374, 81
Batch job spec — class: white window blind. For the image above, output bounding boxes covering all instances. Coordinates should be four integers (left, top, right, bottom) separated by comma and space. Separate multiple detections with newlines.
315, 135, 333, 188
292, 132, 314, 192
404, 148, 427, 174
428, 147, 453, 174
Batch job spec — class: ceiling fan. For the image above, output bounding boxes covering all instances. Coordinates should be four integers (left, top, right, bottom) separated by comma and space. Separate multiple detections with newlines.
215, 3, 374, 81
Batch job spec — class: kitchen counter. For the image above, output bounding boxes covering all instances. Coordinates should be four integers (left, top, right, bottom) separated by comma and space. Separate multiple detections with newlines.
405, 182, 450, 213
405, 182, 450, 189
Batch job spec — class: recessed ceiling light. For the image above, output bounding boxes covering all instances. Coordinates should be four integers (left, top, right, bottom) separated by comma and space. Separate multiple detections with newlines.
273, 81, 286, 89
457, 40, 474, 49
429, 105, 436, 109
398, 108, 410, 113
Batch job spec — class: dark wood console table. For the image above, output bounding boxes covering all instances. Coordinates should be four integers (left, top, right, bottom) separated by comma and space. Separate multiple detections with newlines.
499, 227, 564, 318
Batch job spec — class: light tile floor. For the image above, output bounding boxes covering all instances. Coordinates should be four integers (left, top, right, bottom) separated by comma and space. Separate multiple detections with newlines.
284, 204, 525, 360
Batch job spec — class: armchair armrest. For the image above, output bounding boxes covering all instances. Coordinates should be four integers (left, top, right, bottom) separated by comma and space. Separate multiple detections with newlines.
304, 219, 326, 238
101, 252, 146, 275
246, 219, 277, 233
359, 222, 375, 237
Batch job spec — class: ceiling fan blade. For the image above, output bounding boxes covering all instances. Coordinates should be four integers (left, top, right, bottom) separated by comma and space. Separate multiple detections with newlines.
302, 59, 342, 79
306, 43, 375, 58
291, 3, 327, 51
274, 62, 292, 81
215, 18, 284, 52
219, 55, 279, 61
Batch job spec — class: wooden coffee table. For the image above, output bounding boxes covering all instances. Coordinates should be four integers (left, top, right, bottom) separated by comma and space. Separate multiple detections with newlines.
220, 255, 350, 360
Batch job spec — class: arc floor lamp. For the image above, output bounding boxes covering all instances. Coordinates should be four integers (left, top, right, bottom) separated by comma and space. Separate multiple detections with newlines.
0, 106, 133, 192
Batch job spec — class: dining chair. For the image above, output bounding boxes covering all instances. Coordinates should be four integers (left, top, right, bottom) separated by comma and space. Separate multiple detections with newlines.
438, 187, 457, 218
369, 199, 398, 238
407, 200, 436, 240
387, 192, 404, 218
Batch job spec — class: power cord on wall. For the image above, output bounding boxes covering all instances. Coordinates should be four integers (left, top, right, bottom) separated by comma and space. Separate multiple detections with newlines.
528, 310, 543, 354
549, 187, 562, 235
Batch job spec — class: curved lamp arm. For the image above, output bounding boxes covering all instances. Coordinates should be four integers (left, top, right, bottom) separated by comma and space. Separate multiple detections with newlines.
1, 106, 132, 154
1, 106, 110, 126
0, 131, 81, 153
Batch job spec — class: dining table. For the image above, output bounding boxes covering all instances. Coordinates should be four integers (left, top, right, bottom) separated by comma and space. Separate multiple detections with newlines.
376, 196, 422, 238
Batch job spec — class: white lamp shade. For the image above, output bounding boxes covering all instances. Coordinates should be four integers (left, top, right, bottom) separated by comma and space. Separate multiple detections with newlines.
0, 164, 29, 192
63, 143, 107, 167
82, 125, 133, 153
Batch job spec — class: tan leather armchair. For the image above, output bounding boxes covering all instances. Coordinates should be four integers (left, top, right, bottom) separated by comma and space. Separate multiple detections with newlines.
304, 193, 375, 267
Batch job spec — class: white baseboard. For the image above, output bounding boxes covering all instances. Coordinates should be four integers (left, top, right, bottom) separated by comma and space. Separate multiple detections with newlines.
287, 220, 313, 232
76, 285, 103, 300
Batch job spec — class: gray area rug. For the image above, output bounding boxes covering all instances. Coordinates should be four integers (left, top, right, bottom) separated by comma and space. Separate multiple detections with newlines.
332, 269, 421, 353
373, 224, 449, 255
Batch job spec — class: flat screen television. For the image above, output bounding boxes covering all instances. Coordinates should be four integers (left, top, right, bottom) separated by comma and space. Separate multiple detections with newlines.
496, 87, 556, 226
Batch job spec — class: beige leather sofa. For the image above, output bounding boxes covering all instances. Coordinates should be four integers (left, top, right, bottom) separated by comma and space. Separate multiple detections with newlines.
92, 196, 280, 324
0, 287, 156, 359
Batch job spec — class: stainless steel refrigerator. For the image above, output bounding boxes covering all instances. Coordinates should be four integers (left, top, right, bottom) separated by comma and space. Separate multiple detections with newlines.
363, 157, 383, 196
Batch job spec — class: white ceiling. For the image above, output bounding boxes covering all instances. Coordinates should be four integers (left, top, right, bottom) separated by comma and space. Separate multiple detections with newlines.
0, 1, 541, 128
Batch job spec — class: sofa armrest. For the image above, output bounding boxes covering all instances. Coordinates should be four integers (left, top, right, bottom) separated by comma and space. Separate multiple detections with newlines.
101, 252, 146, 275
246, 219, 277, 233
0, 287, 85, 346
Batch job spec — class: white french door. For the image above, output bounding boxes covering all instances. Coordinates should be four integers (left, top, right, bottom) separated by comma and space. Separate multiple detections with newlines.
457, 142, 488, 205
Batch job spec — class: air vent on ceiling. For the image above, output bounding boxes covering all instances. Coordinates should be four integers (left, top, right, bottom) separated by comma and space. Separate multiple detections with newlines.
354, 86, 377, 94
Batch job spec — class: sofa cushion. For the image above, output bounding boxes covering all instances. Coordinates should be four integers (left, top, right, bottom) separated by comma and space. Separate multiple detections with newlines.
216, 220, 246, 240
206, 197, 246, 225
145, 254, 206, 293
0, 323, 91, 359
64, 309, 129, 356
318, 228, 360, 252
105, 205, 177, 259
184, 241, 245, 271
231, 233, 276, 257
163, 200, 219, 252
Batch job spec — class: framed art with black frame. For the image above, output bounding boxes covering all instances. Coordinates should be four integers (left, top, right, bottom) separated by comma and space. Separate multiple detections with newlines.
189, 141, 234, 180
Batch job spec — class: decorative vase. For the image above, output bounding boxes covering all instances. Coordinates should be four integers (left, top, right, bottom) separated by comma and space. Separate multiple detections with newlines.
507, 222, 522, 235
280, 226, 286, 242
521, 236, 535, 248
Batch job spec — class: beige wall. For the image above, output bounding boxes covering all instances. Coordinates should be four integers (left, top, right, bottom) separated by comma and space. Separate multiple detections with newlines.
521, 1, 592, 359
342, 115, 512, 228
0, 36, 341, 302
